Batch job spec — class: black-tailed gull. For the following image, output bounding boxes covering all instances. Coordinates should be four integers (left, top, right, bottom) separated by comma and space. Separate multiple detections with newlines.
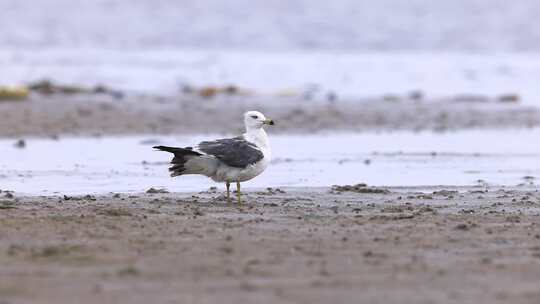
153, 111, 274, 203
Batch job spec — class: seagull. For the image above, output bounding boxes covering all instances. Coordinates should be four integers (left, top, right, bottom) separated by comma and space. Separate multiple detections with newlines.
153, 111, 274, 204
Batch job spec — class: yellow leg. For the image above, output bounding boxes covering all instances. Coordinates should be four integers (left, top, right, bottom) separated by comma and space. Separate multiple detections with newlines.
236, 181, 241, 204
226, 182, 231, 204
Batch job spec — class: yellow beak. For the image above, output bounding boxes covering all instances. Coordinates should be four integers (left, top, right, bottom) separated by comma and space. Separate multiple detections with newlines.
263, 119, 275, 126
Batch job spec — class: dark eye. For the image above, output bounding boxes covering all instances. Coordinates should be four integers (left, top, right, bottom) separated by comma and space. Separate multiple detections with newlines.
251, 115, 258, 119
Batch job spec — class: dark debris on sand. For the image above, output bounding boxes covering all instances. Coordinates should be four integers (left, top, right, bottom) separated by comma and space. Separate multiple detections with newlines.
331, 184, 391, 194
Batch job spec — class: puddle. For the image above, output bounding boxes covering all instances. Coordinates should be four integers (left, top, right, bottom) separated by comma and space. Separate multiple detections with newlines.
0, 130, 539, 195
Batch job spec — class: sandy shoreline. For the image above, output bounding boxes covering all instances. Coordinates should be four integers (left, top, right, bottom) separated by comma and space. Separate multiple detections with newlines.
1, 93, 539, 138
1, 186, 539, 304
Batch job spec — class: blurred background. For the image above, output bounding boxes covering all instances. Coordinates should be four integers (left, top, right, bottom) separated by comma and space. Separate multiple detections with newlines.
1, 0, 539, 194
2, 0, 540, 99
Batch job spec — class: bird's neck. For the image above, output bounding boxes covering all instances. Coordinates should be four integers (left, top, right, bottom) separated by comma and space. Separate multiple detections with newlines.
244, 127, 269, 149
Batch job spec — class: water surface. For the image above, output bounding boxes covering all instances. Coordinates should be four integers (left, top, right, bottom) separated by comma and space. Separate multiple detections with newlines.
1, 130, 538, 195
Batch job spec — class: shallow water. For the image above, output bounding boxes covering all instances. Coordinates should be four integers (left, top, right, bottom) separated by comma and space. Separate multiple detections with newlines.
0, 130, 538, 195
3, 0, 540, 51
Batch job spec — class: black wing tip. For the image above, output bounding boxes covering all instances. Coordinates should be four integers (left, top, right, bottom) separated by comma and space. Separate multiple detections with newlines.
153, 145, 178, 152
153, 145, 202, 157
153, 145, 194, 150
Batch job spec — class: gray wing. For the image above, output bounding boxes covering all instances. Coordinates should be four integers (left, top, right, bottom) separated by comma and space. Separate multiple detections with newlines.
197, 136, 264, 168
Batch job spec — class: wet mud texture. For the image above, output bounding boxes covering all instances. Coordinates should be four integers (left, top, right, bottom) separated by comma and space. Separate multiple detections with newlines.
1, 186, 540, 304
0, 94, 539, 137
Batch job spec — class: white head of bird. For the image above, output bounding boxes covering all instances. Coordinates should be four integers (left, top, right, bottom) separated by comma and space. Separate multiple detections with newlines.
244, 111, 274, 131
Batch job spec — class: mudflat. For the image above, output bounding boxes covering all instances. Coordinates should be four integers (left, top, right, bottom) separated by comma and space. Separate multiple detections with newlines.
1, 93, 538, 137
1, 186, 539, 304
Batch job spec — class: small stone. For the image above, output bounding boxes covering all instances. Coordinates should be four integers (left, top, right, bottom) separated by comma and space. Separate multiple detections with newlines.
455, 223, 469, 231
146, 188, 169, 194
14, 139, 26, 148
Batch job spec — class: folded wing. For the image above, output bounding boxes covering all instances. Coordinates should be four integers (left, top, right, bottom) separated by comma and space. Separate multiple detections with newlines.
197, 136, 263, 168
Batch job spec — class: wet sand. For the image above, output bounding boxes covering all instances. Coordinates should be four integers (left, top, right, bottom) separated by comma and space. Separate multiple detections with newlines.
1, 93, 539, 137
1, 186, 540, 304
